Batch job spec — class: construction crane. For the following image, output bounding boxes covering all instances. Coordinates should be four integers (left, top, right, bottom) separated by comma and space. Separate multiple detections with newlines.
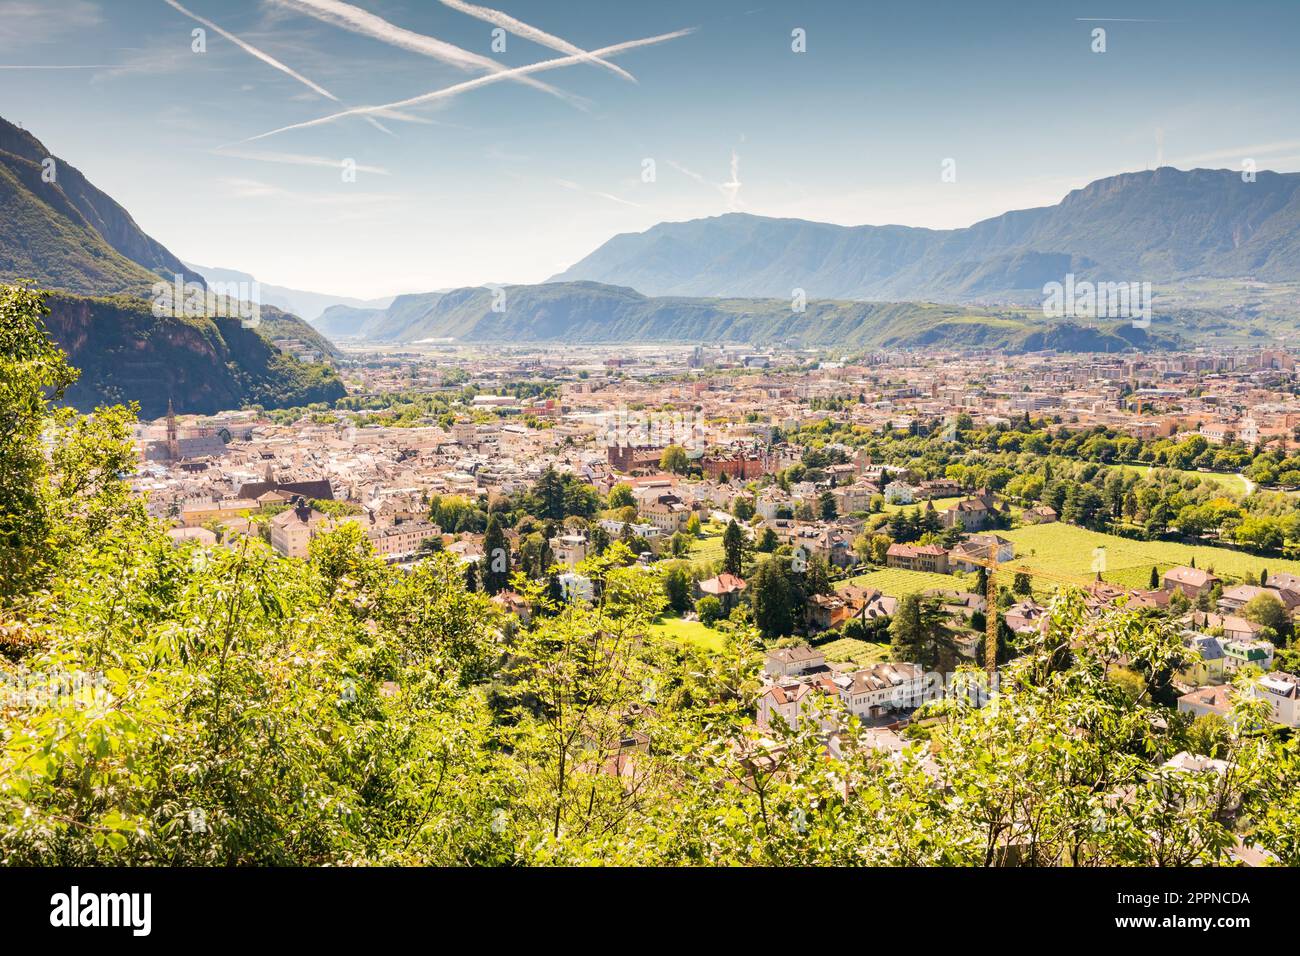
975, 549, 1115, 678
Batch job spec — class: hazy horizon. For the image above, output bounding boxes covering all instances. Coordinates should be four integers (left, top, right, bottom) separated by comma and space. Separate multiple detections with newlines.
4, 0, 1300, 297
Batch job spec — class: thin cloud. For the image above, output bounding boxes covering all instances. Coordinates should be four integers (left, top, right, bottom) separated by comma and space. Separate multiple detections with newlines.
0, 0, 101, 50
438, 0, 636, 83
213, 147, 390, 175
722, 150, 742, 210
555, 179, 641, 208
217, 176, 398, 206
273, 0, 577, 104
669, 154, 743, 209
234, 28, 695, 144
1176, 141, 1300, 166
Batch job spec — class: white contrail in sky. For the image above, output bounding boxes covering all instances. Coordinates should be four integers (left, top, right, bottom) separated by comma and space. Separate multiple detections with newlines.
235, 28, 695, 144
163, 0, 339, 100
213, 147, 390, 175
160, 0, 409, 134
438, 0, 636, 83
273, 0, 577, 104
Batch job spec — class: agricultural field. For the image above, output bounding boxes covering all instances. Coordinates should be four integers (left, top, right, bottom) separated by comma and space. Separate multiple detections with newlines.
838, 567, 972, 597
647, 617, 729, 653
818, 637, 893, 668
687, 531, 725, 564
1000, 522, 1300, 590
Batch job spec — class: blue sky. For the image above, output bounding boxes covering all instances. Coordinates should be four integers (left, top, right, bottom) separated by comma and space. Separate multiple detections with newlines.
2, 0, 1299, 297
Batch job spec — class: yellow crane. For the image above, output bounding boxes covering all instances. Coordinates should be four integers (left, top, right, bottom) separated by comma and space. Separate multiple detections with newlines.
975, 551, 1113, 677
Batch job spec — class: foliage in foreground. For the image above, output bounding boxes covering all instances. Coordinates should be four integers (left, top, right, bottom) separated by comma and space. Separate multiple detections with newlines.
3, 284, 1300, 866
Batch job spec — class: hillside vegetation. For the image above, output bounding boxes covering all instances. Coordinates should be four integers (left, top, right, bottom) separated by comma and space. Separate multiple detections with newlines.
358, 280, 1179, 351
41, 291, 345, 417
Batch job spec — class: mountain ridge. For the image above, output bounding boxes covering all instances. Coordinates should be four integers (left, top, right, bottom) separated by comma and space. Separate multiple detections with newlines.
353, 279, 1180, 353
550, 167, 1300, 301
0, 115, 344, 415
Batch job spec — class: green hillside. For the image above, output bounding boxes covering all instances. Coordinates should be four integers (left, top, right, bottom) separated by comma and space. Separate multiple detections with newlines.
41, 291, 346, 418
361, 281, 1180, 351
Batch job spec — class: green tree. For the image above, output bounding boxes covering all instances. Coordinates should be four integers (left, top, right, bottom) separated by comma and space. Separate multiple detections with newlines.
0, 285, 78, 599
1243, 592, 1291, 643
695, 595, 723, 626
890, 594, 960, 671
659, 445, 689, 475
722, 519, 745, 577
607, 483, 635, 509
482, 513, 510, 594
751, 558, 795, 639
663, 564, 692, 613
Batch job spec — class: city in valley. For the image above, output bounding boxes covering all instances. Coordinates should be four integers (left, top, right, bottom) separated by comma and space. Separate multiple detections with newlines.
6, 0, 1300, 893
139, 339, 1300, 820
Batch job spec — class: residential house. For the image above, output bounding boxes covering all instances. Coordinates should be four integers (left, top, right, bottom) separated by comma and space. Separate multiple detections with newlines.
916, 478, 961, 499
1022, 505, 1059, 525
1178, 632, 1226, 687
948, 533, 1015, 573
641, 493, 692, 534
1257, 672, 1300, 728
883, 480, 916, 505
269, 499, 334, 558
1177, 684, 1234, 722
1004, 600, 1047, 635
832, 662, 926, 720
757, 674, 841, 732
551, 533, 588, 568
1223, 637, 1275, 674
941, 492, 1003, 532
839, 585, 897, 622
1163, 566, 1222, 599
698, 572, 747, 611
886, 542, 950, 574
367, 521, 440, 559
806, 593, 852, 632
763, 644, 826, 678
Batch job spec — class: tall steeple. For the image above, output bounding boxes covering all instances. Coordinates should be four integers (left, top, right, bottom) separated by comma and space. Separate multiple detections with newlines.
166, 397, 179, 462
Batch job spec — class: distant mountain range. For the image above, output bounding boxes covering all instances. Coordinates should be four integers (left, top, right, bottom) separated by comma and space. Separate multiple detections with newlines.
6, 108, 1292, 370
352, 280, 1177, 353
185, 262, 393, 323
0, 115, 344, 414
551, 168, 1300, 301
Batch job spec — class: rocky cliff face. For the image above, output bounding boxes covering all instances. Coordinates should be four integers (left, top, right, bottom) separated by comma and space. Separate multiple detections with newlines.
42, 292, 346, 418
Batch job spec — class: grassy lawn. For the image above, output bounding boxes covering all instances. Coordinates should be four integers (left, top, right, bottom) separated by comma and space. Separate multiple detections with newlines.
1113, 464, 1250, 496
1000, 522, 1298, 590
837, 567, 970, 597
819, 637, 892, 668
647, 617, 729, 653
